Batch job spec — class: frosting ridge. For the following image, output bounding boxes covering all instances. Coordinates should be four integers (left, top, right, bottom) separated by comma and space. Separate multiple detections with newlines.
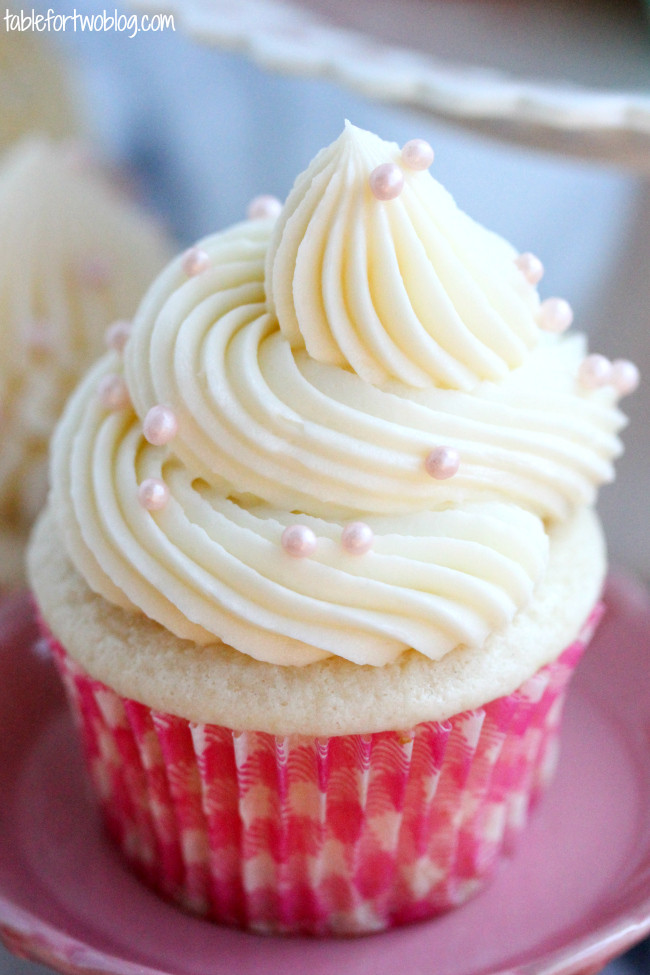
266, 122, 539, 390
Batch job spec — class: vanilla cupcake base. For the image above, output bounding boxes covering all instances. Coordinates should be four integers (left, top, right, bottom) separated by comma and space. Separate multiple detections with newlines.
46, 610, 598, 935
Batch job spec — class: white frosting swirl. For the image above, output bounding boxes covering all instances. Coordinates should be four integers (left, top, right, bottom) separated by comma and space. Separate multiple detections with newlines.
51, 125, 626, 667
266, 122, 539, 390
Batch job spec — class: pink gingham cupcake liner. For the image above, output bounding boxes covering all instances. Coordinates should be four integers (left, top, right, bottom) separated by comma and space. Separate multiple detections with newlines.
44, 604, 602, 936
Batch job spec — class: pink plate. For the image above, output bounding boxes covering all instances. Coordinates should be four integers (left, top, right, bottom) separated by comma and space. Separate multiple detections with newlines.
2, 576, 650, 975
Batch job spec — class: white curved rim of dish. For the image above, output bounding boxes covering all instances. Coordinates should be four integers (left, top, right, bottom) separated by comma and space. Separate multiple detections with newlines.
3, 889, 650, 975
0, 899, 157, 975
128, 0, 650, 137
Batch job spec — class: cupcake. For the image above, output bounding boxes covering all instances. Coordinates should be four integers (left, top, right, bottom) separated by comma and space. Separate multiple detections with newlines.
0, 26, 78, 152
0, 137, 173, 587
28, 123, 637, 935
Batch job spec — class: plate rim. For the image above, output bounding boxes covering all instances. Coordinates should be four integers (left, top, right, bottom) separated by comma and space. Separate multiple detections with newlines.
127, 0, 650, 165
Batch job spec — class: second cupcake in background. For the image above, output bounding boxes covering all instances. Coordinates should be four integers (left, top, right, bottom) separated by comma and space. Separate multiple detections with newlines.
29, 123, 637, 935
0, 137, 173, 587
0, 26, 78, 152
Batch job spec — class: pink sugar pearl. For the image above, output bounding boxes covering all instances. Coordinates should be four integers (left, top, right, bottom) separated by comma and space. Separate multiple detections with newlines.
515, 252, 544, 285
79, 256, 111, 289
425, 446, 460, 480
105, 319, 132, 353
181, 246, 210, 277
143, 405, 178, 446
247, 195, 282, 220
25, 321, 51, 353
138, 477, 169, 511
578, 354, 611, 389
341, 521, 374, 555
97, 373, 130, 411
401, 139, 434, 171
369, 163, 404, 201
610, 359, 640, 396
62, 138, 95, 171
538, 297, 573, 333
281, 524, 317, 558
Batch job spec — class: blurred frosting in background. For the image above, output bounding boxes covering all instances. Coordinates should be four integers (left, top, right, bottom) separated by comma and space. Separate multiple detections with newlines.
0, 25, 79, 149
0, 137, 173, 586
0, 22, 174, 587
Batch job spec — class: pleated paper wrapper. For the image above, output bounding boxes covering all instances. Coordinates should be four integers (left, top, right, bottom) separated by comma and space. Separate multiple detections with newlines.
45, 605, 602, 936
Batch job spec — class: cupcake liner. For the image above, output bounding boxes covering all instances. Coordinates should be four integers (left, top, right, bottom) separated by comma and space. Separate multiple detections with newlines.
45, 604, 602, 936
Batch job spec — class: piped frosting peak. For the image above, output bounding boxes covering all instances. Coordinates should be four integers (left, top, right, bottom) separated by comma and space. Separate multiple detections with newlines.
266, 122, 539, 390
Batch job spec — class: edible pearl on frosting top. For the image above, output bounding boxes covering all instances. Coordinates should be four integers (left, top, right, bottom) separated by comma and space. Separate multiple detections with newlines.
281, 524, 317, 558
247, 194, 282, 220
97, 373, 130, 411
578, 354, 611, 389
401, 139, 434, 171
425, 446, 460, 480
341, 521, 374, 555
77, 255, 112, 290
25, 320, 51, 353
105, 319, 132, 353
369, 162, 404, 201
138, 477, 169, 511
538, 298, 573, 334
143, 405, 178, 446
515, 252, 544, 285
610, 359, 640, 397
181, 246, 210, 277
577, 355, 641, 397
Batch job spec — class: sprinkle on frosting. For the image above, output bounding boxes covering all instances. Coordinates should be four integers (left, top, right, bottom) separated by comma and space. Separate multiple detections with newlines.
369, 162, 404, 200
181, 246, 210, 277
25, 320, 52, 354
281, 524, 317, 558
401, 139, 434, 171
341, 521, 374, 555
97, 373, 130, 411
105, 319, 132, 353
578, 354, 611, 389
577, 354, 640, 398
138, 477, 170, 511
77, 255, 112, 290
515, 252, 544, 285
143, 405, 178, 446
610, 359, 640, 397
424, 446, 460, 480
247, 195, 283, 220
538, 297, 573, 333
